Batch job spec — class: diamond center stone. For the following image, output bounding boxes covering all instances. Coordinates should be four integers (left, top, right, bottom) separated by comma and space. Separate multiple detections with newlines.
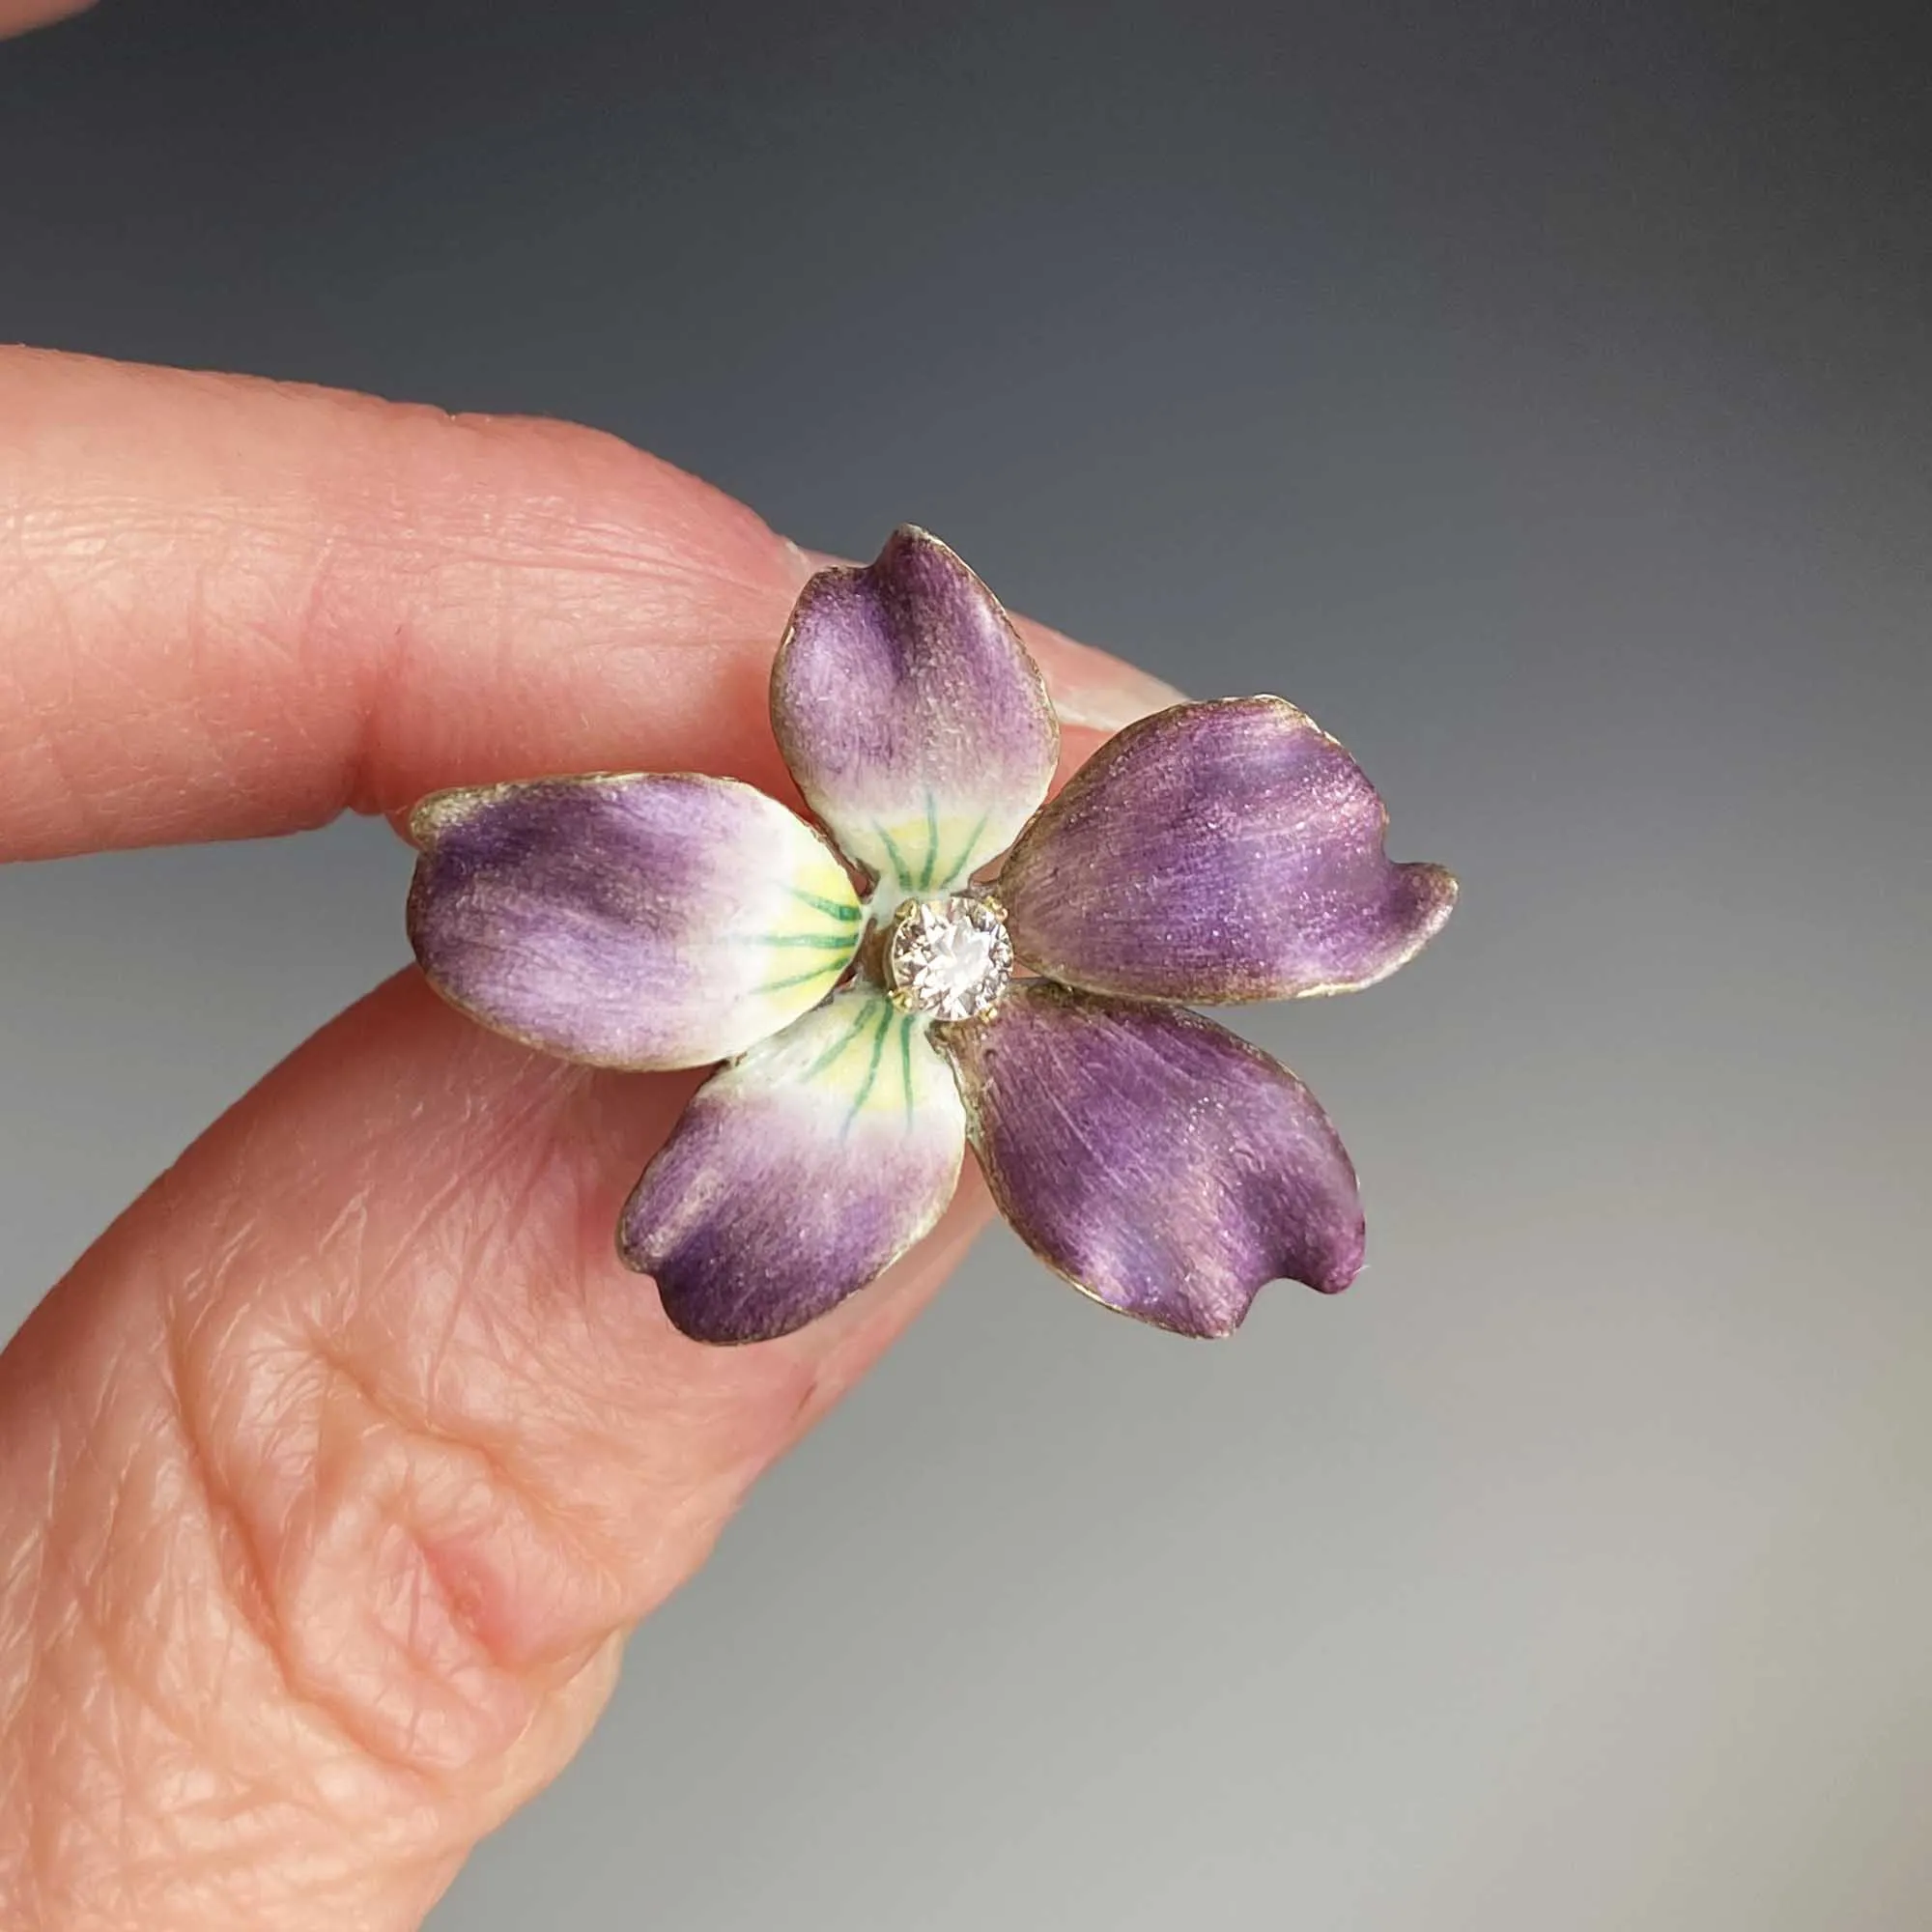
885, 894, 1014, 1021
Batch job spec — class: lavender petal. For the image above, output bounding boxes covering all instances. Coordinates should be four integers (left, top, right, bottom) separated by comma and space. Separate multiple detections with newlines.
937, 981, 1363, 1336
408, 774, 861, 1069
621, 988, 966, 1343
999, 696, 1456, 1002
771, 526, 1059, 895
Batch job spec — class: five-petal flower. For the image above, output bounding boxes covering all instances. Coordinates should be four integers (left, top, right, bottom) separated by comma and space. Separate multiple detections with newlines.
407, 527, 1456, 1343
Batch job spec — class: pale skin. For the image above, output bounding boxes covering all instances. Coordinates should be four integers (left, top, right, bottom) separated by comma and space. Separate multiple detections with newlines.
0, 43, 1180, 1914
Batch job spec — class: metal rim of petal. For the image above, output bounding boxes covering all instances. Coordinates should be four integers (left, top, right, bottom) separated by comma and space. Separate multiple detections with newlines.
408, 771, 864, 1071
770, 526, 1060, 902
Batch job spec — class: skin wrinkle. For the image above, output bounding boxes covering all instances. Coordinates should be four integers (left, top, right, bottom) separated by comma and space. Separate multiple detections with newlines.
440, 1157, 630, 1480
206, 1344, 532, 1781
0, 1384, 62, 1752
45, 1206, 464, 1824
1, 1182, 611, 1924
296, 1060, 681, 1523
0, 543, 103, 849
313, 1344, 630, 1682
159, 1319, 335, 1769
23, 1384, 274, 1918
97, 993, 782, 1801
46, 1541, 202, 1866
172, 1291, 572, 1801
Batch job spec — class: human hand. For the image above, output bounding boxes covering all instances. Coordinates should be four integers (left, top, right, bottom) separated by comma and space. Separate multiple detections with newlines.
0, 348, 1178, 1931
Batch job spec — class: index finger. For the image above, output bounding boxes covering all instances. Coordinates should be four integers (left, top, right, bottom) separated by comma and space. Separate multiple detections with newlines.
0, 350, 1179, 863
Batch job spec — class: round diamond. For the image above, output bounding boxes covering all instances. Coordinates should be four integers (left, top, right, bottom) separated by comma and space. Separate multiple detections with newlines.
885, 895, 1014, 1021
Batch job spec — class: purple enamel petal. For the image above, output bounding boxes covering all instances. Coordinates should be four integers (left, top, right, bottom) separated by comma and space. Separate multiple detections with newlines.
408, 774, 862, 1070
999, 697, 1456, 1002
771, 527, 1059, 895
937, 982, 1363, 1336
621, 990, 966, 1343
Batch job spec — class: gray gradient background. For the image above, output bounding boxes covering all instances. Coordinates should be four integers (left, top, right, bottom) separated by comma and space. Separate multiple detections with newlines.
3, 3, 1929, 1927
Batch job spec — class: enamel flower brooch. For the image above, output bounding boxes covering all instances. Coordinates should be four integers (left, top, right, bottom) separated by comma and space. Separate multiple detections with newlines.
406, 528, 1456, 1343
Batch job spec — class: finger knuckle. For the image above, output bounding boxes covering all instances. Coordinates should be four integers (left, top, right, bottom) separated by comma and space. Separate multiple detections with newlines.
165, 1292, 626, 1788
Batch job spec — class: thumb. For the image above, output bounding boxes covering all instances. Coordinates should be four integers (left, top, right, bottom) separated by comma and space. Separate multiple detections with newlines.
2, 973, 988, 1931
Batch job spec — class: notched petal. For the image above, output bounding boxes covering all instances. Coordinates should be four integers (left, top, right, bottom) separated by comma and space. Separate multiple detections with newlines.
771, 526, 1059, 895
999, 696, 1456, 1003
619, 988, 967, 1344
408, 773, 862, 1070
937, 981, 1364, 1337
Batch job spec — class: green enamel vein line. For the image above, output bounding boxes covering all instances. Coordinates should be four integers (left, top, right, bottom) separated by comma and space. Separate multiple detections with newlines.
873, 822, 915, 894
753, 931, 860, 951
896, 1014, 916, 1122
753, 962, 845, 996
939, 809, 989, 887
918, 791, 941, 891
804, 1003, 874, 1081
786, 886, 862, 923
842, 1002, 895, 1134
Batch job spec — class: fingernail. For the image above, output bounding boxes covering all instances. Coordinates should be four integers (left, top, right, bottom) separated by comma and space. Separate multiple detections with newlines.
1048, 665, 1190, 731
1026, 624, 1189, 731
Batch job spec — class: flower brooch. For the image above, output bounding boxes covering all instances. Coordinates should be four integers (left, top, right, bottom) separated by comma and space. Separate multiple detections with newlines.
406, 528, 1456, 1344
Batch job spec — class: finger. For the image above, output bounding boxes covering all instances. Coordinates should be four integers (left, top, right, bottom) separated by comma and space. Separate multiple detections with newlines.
0, 974, 989, 1930
0, 0, 92, 38
0, 350, 1182, 862
0, 349, 1174, 1925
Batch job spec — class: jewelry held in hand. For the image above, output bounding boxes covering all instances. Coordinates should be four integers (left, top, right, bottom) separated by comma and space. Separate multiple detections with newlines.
406, 528, 1456, 1343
